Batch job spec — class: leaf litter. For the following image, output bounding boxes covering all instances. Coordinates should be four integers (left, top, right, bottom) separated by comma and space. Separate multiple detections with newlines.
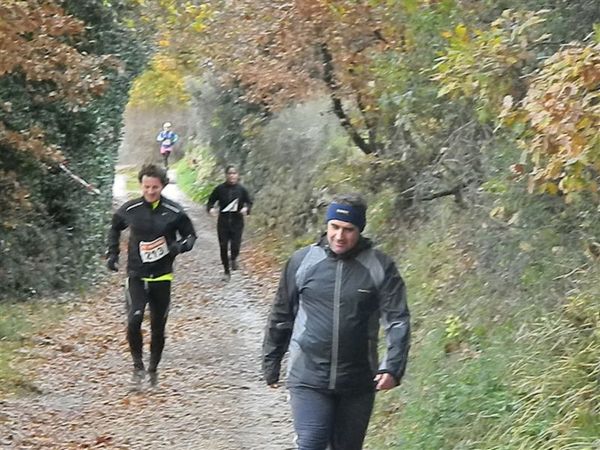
0, 181, 293, 450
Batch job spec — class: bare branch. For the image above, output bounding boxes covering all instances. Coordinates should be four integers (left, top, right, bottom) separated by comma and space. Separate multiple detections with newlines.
319, 42, 375, 155
420, 183, 468, 207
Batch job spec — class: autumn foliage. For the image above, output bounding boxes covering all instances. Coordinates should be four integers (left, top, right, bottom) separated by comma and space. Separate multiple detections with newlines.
513, 43, 600, 199
161, 0, 409, 155
434, 9, 600, 201
0, 1, 109, 162
0, 0, 113, 222
1, 1, 599, 448
0, 0, 146, 297
128, 53, 190, 107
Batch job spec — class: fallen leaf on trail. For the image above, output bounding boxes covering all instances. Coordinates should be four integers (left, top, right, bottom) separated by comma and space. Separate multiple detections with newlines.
95, 435, 113, 444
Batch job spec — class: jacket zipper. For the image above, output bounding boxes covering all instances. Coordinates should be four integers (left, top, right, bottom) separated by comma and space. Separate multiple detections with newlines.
149, 203, 157, 278
227, 185, 233, 226
329, 260, 343, 389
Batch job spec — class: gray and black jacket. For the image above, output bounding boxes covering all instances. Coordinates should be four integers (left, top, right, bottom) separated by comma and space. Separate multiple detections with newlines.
262, 236, 410, 393
107, 196, 196, 278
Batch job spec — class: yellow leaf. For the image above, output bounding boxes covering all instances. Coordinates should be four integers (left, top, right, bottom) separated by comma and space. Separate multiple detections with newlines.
489, 206, 505, 219
455, 24, 468, 42
576, 116, 592, 129
519, 242, 533, 252
545, 182, 559, 195
564, 192, 575, 204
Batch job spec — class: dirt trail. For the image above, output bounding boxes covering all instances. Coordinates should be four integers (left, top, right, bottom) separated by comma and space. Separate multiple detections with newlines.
0, 172, 294, 449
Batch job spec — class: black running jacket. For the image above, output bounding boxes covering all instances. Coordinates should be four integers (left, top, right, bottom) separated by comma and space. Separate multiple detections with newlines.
107, 196, 196, 278
206, 182, 253, 216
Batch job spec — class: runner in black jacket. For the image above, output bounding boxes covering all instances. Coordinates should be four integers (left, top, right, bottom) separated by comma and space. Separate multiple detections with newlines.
262, 193, 410, 450
206, 165, 253, 281
106, 164, 196, 388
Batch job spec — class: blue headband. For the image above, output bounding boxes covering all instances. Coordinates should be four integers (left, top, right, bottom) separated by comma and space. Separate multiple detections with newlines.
326, 202, 366, 232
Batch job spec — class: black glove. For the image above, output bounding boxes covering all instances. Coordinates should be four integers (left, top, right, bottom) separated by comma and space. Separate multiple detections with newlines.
169, 236, 195, 256
168, 241, 182, 256
106, 254, 119, 272
180, 235, 196, 253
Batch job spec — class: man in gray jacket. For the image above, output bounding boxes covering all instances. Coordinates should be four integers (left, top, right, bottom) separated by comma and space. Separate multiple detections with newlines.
262, 193, 410, 450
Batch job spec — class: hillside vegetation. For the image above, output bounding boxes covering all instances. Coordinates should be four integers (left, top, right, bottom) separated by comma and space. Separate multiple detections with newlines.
154, 0, 600, 447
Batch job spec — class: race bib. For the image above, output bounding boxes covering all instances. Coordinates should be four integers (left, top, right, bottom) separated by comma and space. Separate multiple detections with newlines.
162, 139, 171, 146
221, 198, 239, 212
139, 236, 169, 263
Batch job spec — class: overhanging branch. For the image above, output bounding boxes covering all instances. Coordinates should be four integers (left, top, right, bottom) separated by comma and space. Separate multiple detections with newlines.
319, 42, 374, 155
420, 183, 468, 207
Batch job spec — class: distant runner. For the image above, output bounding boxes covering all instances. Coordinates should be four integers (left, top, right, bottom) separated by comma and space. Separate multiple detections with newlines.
156, 121, 179, 169
206, 165, 253, 281
106, 164, 196, 389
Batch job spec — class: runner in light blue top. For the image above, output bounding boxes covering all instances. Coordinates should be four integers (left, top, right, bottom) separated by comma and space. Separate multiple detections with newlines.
156, 121, 179, 169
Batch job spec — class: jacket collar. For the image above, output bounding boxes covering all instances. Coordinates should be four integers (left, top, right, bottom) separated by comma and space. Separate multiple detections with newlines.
140, 195, 163, 208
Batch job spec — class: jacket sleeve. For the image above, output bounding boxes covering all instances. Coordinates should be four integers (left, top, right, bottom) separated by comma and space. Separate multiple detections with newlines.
106, 208, 127, 257
378, 258, 410, 383
262, 255, 300, 385
206, 185, 219, 212
156, 131, 163, 142
242, 186, 253, 214
176, 210, 197, 253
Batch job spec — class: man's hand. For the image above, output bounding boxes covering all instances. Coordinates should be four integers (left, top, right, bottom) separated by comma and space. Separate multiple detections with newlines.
209, 207, 218, 217
374, 373, 397, 391
240, 206, 248, 216
106, 254, 119, 272
268, 383, 280, 389
168, 241, 182, 256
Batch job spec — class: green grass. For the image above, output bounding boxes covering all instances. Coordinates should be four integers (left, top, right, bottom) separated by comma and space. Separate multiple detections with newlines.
365, 200, 600, 450
174, 156, 217, 203
366, 219, 517, 449
113, 165, 141, 196
125, 176, 140, 193
0, 301, 65, 396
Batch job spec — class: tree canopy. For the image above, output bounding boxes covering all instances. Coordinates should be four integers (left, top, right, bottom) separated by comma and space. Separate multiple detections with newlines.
137, 0, 600, 205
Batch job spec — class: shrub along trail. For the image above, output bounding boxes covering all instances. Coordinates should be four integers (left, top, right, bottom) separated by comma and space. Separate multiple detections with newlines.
0, 176, 294, 449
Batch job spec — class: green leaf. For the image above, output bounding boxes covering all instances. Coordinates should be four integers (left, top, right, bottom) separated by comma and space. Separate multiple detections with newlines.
594, 23, 600, 44
401, 0, 419, 14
